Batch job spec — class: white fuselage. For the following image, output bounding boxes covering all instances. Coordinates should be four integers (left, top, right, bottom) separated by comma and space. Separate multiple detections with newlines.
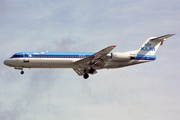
3, 51, 155, 79
4, 55, 152, 69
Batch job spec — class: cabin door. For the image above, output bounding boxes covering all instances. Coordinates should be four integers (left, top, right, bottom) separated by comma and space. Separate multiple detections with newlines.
23, 53, 29, 62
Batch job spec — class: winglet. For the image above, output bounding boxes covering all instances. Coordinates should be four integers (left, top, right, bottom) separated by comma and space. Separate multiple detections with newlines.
112, 45, 116, 48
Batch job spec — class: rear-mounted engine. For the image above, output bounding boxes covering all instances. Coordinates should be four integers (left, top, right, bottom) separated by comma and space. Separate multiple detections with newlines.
111, 52, 135, 61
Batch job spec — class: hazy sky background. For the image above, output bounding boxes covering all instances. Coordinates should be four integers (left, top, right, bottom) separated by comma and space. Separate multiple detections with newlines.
0, 0, 180, 120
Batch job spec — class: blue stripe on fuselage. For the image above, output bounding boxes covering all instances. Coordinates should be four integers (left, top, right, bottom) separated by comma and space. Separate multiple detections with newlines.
135, 54, 156, 60
10, 52, 156, 60
10, 52, 95, 58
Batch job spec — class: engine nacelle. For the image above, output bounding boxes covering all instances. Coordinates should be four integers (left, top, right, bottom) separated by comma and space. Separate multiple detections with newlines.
111, 52, 135, 61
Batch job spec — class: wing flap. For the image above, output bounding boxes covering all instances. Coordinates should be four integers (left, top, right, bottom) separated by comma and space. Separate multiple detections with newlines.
73, 68, 85, 76
73, 68, 97, 76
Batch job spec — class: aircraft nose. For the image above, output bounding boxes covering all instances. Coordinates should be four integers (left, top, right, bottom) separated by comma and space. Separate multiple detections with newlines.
4, 59, 10, 66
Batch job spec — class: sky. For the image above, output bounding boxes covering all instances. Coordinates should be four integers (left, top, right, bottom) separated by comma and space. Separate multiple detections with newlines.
0, 0, 180, 120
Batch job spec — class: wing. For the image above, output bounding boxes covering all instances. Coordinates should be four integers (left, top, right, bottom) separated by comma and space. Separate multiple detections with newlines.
73, 45, 116, 76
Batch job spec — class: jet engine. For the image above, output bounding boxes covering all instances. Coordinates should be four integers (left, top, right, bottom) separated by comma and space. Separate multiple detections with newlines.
111, 52, 135, 61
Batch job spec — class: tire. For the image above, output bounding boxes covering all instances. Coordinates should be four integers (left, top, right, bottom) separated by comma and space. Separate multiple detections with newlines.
83, 73, 89, 79
21, 71, 24, 74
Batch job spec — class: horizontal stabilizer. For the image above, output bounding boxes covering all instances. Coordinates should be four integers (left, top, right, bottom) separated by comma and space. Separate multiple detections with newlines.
150, 34, 175, 41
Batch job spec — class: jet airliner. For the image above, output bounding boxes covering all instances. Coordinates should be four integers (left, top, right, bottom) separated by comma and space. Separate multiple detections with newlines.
4, 34, 174, 79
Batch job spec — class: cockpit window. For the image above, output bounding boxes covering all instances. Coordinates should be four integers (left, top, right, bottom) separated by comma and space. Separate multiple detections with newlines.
11, 54, 22, 58
15, 55, 20, 57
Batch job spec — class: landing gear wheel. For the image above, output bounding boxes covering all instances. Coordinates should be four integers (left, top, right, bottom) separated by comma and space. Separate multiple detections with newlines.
89, 68, 95, 74
83, 73, 89, 79
21, 71, 24, 75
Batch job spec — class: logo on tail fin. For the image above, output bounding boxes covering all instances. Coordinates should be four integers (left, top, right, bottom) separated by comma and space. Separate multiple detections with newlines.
145, 43, 151, 47
141, 43, 155, 51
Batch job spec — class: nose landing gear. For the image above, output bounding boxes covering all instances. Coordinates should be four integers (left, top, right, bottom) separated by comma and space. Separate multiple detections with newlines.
21, 70, 24, 75
15, 67, 24, 75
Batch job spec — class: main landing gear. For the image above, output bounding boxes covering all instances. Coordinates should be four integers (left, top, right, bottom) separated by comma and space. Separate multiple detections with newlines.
83, 73, 89, 79
83, 68, 95, 79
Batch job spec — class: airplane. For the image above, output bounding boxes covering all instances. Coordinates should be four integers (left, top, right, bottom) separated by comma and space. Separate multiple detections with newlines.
4, 34, 174, 79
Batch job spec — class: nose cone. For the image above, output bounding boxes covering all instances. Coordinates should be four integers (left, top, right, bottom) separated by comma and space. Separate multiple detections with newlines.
4, 59, 10, 66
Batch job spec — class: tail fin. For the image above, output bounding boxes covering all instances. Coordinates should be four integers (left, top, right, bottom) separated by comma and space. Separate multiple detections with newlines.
136, 34, 175, 55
